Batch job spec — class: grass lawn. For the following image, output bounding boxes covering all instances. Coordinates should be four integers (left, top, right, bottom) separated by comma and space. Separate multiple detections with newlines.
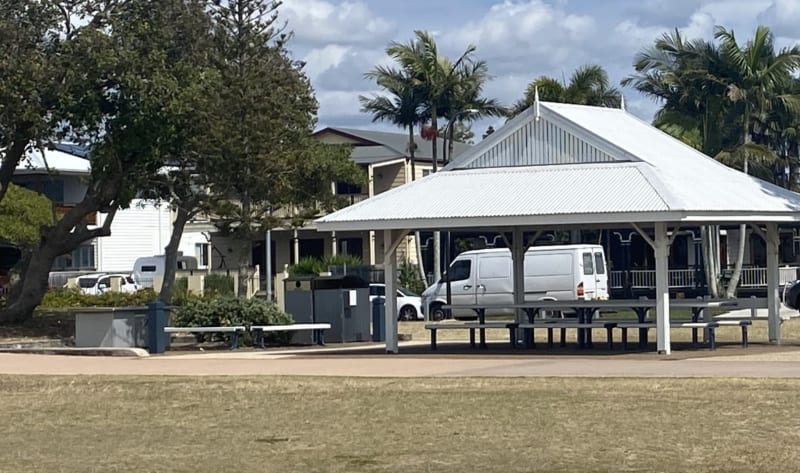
2, 376, 800, 472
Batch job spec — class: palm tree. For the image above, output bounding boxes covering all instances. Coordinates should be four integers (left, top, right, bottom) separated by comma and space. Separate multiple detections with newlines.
360, 65, 425, 180
714, 25, 800, 297
386, 30, 478, 174
714, 25, 800, 175
360, 66, 428, 282
440, 59, 506, 164
510, 64, 621, 117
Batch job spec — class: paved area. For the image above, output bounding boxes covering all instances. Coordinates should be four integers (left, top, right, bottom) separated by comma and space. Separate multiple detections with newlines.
3, 341, 800, 377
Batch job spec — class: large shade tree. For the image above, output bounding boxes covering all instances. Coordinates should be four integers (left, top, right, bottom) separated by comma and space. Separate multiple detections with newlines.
0, 0, 216, 321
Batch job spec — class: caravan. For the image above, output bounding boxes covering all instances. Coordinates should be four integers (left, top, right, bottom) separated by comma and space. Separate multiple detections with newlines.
421, 245, 609, 320
133, 254, 199, 288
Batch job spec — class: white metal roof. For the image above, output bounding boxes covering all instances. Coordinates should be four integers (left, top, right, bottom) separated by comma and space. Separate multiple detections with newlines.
14, 147, 90, 175
317, 102, 800, 231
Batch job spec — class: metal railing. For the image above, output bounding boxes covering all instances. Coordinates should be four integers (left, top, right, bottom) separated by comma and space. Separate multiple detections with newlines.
610, 266, 800, 289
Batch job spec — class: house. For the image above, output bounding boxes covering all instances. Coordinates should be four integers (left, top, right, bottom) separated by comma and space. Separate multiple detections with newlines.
10, 147, 171, 283
181, 126, 472, 284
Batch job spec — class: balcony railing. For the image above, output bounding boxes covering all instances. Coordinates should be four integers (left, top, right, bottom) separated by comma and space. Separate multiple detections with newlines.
610, 267, 800, 290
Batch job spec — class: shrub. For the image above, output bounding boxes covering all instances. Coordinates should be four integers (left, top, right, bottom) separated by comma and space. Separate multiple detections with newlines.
322, 253, 362, 269
173, 297, 294, 346
288, 256, 324, 276
203, 273, 234, 297
288, 254, 364, 276
398, 260, 427, 295
40, 288, 159, 308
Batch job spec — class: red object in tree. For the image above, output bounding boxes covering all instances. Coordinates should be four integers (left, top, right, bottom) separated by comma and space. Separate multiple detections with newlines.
420, 124, 437, 141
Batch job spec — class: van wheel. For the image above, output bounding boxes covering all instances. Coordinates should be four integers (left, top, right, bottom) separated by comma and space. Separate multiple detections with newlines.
430, 303, 446, 321
398, 305, 417, 321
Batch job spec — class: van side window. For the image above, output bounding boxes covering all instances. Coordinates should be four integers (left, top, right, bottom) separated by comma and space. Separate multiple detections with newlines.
582, 253, 594, 275
594, 253, 606, 274
141, 265, 157, 272
448, 260, 471, 281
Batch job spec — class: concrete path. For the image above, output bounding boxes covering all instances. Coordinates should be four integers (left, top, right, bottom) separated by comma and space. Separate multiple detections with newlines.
3, 342, 800, 377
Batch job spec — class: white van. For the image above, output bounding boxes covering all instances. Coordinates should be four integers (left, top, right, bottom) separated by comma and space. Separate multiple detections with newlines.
421, 244, 609, 320
133, 254, 199, 286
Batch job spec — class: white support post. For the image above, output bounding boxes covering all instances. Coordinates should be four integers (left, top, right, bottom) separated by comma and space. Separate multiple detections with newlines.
383, 229, 407, 354
292, 229, 300, 265
654, 222, 671, 354
512, 228, 525, 325
766, 223, 781, 343
331, 231, 338, 257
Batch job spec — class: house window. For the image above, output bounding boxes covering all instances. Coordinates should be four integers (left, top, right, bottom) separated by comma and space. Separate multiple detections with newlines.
195, 243, 210, 268
53, 244, 95, 270
336, 182, 362, 195
422, 170, 431, 177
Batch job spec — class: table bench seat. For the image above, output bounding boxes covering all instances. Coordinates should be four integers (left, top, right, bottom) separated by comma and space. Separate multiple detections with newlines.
250, 323, 332, 348
164, 326, 247, 350
425, 322, 517, 350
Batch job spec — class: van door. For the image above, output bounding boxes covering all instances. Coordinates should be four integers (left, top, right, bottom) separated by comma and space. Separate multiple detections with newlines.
444, 256, 476, 317
593, 251, 609, 299
580, 251, 597, 300
476, 254, 512, 314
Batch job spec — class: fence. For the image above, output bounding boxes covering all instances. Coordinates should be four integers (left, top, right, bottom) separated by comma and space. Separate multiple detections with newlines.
610, 266, 800, 290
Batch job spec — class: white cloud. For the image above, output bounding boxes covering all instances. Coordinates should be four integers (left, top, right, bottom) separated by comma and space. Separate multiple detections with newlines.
280, 0, 395, 46
444, 0, 596, 74
302, 45, 352, 81
758, 0, 800, 38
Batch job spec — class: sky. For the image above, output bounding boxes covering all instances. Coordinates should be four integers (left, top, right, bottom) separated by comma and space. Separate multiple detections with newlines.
275, 0, 800, 141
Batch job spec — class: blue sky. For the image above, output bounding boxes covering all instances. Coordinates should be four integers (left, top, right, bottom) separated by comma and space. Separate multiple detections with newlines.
276, 0, 800, 141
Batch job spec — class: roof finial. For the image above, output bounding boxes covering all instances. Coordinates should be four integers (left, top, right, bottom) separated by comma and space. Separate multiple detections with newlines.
534, 85, 541, 121
620, 94, 626, 111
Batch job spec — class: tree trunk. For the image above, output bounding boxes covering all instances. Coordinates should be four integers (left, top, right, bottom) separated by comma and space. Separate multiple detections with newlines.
159, 205, 192, 304
724, 224, 747, 298
0, 136, 31, 205
0, 246, 56, 323
430, 114, 442, 281
407, 125, 426, 283
408, 125, 416, 182
701, 225, 720, 298
447, 121, 457, 165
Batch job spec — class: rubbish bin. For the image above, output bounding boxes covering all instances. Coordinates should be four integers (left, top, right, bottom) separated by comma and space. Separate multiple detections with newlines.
283, 274, 370, 343
372, 296, 385, 342
147, 300, 168, 354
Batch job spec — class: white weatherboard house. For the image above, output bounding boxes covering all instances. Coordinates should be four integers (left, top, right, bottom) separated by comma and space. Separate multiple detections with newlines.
317, 101, 800, 355
12, 147, 171, 277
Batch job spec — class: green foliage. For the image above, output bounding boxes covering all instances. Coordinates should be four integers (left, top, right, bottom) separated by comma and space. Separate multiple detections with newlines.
288, 254, 364, 276
39, 289, 159, 309
511, 65, 621, 117
398, 260, 426, 295
288, 257, 325, 276
173, 297, 294, 346
0, 184, 54, 247
203, 273, 234, 297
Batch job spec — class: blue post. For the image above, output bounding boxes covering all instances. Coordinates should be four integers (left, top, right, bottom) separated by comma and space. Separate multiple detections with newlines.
372, 296, 385, 342
147, 300, 168, 354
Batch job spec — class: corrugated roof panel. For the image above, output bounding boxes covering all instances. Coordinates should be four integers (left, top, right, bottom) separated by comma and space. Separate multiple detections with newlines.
319, 163, 668, 224
15, 148, 90, 175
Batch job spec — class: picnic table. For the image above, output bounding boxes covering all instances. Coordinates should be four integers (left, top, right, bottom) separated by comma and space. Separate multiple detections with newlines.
440, 298, 754, 350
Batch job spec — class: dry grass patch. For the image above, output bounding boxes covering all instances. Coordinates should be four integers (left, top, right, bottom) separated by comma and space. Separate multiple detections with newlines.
1, 376, 800, 472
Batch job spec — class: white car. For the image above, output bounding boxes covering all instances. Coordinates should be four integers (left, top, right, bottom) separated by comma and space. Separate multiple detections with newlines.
369, 283, 424, 321
71, 273, 140, 295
